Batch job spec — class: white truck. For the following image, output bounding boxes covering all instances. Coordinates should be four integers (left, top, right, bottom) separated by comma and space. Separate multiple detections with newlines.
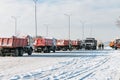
82, 38, 97, 50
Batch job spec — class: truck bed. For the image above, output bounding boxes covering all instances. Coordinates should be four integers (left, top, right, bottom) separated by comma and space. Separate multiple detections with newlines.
0, 37, 28, 48
34, 38, 53, 47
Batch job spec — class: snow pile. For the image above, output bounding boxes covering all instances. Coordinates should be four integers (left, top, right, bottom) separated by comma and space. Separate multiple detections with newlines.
104, 46, 112, 50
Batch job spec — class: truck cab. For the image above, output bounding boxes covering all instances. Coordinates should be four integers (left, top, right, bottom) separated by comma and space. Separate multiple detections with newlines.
82, 38, 97, 50
114, 39, 120, 50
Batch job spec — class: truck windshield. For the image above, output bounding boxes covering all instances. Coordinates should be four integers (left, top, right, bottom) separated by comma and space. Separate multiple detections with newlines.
85, 40, 93, 43
116, 39, 120, 43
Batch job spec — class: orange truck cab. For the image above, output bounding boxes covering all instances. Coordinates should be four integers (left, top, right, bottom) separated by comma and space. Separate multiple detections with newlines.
109, 41, 115, 48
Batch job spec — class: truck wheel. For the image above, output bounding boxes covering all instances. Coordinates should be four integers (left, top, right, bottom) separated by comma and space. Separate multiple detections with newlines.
0, 50, 2, 56
115, 47, 117, 50
52, 46, 56, 53
37, 48, 42, 53
47, 48, 50, 53
28, 49, 32, 55
69, 47, 73, 51
2, 53, 6, 56
85, 47, 87, 50
0, 48, 5, 56
93, 47, 96, 50
18, 49, 23, 56
14, 49, 19, 56
43, 47, 48, 53
53, 49, 55, 53
63, 48, 67, 51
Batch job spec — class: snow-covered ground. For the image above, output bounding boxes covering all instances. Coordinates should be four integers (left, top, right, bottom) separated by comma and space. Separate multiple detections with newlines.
0, 47, 120, 80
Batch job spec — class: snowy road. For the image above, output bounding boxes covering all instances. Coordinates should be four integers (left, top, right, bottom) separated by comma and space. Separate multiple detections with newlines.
0, 48, 120, 80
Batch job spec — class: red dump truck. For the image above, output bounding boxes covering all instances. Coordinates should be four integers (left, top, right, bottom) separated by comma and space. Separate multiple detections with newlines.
112, 39, 120, 50
71, 40, 82, 50
56, 39, 70, 51
0, 36, 33, 56
33, 37, 56, 53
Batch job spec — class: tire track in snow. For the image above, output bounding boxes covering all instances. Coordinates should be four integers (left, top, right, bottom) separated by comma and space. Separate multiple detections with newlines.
9, 50, 114, 80
31, 57, 107, 80
10, 57, 109, 80
56, 57, 109, 80
78, 57, 110, 80
10, 57, 92, 80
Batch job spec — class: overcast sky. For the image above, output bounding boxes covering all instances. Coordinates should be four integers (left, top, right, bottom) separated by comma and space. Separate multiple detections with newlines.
0, 0, 120, 42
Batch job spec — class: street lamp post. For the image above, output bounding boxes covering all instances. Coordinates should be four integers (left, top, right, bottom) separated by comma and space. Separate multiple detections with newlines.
80, 20, 85, 50
90, 26, 92, 37
80, 21, 85, 40
44, 24, 48, 37
33, 0, 38, 37
46, 25, 48, 37
64, 14, 71, 49
11, 16, 17, 36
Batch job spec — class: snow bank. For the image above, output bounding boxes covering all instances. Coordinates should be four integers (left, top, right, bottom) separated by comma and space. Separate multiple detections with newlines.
104, 46, 112, 49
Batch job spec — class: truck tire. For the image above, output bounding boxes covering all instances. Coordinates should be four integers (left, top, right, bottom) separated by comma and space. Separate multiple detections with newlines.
53, 48, 55, 53
93, 46, 96, 50
0, 49, 2, 56
47, 48, 50, 53
14, 49, 19, 56
85, 47, 88, 50
36, 47, 42, 53
53, 50, 55, 53
115, 47, 117, 50
28, 48, 32, 55
0, 48, 5, 56
18, 48, 23, 56
43, 47, 48, 53
63, 47, 67, 51
38, 49, 42, 53
69, 47, 73, 51
52, 46, 56, 53
2, 53, 6, 56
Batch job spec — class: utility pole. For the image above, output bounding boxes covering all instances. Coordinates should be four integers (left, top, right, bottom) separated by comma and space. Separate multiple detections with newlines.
80, 20, 85, 40
11, 16, 17, 36
33, 0, 38, 37
64, 14, 71, 50
90, 26, 92, 37
44, 24, 48, 37
46, 25, 48, 37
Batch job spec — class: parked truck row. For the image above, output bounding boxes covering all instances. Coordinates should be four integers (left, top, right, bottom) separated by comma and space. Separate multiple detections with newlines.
0, 35, 103, 56
2, 34, 120, 57
33, 37, 83, 53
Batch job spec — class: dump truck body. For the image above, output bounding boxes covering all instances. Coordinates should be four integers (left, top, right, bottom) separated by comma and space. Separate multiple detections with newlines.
0, 37, 27, 48
0, 36, 33, 56
34, 37, 56, 53
56, 39, 70, 51
71, 40, 82, 50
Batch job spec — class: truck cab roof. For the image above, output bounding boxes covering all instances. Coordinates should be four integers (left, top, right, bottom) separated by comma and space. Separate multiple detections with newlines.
86, 38, 95, 40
